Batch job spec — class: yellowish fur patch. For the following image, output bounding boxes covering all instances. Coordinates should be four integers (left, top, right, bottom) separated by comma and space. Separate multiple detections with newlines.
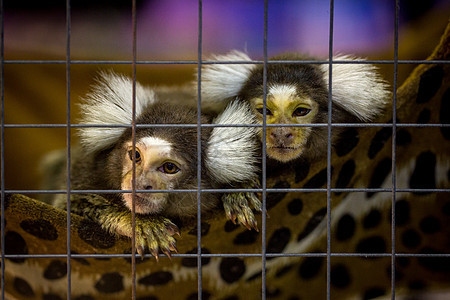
250, 84, 318, 162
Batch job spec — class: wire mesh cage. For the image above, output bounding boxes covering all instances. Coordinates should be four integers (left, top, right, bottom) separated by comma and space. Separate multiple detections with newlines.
1, 0, 450, 299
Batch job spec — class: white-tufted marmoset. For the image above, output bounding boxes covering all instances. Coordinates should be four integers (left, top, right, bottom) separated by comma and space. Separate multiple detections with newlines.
45, 71, 261, 259
198, 50, 391, 164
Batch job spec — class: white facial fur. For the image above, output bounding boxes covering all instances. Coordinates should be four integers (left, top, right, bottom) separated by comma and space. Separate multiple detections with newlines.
121, 137, 181, 215
268, 84, 297, 100
138, 137, 172, 157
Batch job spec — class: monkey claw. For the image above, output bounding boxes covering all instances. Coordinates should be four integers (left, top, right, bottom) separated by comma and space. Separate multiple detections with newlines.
222, 181, 262, 232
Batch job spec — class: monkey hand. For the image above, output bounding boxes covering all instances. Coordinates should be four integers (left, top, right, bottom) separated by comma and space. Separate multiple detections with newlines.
68, 194, 180, 260
222, 179, 262, 231
112, 213, 180, 260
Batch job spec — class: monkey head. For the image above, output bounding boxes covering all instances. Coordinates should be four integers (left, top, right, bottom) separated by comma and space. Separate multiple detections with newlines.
120, 137, 188, 215
200, 51, 390, 164
239, 60, 331, 163
248, 84, 324, 162
106, 102, 212, 218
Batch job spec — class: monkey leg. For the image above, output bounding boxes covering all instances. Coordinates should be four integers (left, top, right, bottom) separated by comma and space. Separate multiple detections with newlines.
69, 194, 180, 259
222, 179, 262, 231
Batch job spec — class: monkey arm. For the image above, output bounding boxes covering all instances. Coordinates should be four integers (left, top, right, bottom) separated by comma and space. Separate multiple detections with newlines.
69, 193, 179, 259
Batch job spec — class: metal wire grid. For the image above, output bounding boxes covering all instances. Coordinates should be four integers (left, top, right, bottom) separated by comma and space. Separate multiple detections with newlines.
0, 0, 4, 298
65, 0, 73, 296
0, 0, 449, 299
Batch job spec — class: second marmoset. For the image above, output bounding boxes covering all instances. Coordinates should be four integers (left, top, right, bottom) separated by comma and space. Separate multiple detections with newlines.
198, 50, 391, 164
47, 72, 260, 258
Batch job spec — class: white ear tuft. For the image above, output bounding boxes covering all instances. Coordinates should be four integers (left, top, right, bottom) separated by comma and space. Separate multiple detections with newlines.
199, 50, 255, 113
206, 100, 259, 184
78, 71, 157, 153
321, 55, 391, 122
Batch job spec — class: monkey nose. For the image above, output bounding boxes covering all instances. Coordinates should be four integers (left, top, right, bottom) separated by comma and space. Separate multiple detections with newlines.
284, 132, 293, 139
270, 131, 293, 141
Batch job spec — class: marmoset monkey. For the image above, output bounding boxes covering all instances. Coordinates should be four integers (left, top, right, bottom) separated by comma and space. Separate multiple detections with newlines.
47, 72, 260, 258
199, 50, 391, 163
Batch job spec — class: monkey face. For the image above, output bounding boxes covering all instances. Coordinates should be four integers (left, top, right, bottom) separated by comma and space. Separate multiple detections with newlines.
121, 137, 187, 215
250, 84, 319, 163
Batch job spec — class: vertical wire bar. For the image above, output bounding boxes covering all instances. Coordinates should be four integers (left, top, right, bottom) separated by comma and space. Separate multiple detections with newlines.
391, 0, 400, 299
65, 1, 72, 298
326, 1, 335, 300
261, 0, 268, 298
0, 0, 5, 298
131, 0, 137, 298
196, 0, 203, 299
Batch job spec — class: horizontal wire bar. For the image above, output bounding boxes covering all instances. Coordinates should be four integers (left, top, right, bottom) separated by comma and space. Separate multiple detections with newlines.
4, 188, 326, 194
3, 59, 449, 65
205, 59, 450, 65
3, 252, 449, 259
3, 60, 199, 65
4, 123, 450, 129
7, 188, 449, 194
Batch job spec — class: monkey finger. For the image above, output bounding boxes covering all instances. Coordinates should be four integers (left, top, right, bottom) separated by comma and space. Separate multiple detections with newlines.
224, 206, 237, 223
246, 192, 262, 212
168, 241, 178, 253
166, 223, 180, 237
136, 245, 145, 259
147, 224, 178, 259
231, 205, 251, 228
155, 216, 180, 237
243, 222, 252, 231
244, 213, 259, 232
229, 212, 238, 224
145, 229, 160, 260
223, 196, 242, 224
241, 206, 260, 232
245, 216, 258, 232
155, 240, 176, 260
132, 230, 148, 257
145, 234, 161, 259
152, 250, 160, 262
162, 248, 172, 260
235, 210, 252, 231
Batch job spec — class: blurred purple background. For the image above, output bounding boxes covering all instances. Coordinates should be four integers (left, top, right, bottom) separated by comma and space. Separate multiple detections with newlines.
3, 0, 449, 61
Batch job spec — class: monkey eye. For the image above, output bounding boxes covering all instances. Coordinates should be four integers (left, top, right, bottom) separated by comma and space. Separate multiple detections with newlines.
128, 149, 142, 163
293, 107, 311, 117
159, 162, 180, 174
256, 107, 273, 116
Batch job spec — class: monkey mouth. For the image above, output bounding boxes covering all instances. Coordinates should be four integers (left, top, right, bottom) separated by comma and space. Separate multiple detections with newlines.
123, 193, 166, 214
267, 145, 303, 162
270, 145, 300, 152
